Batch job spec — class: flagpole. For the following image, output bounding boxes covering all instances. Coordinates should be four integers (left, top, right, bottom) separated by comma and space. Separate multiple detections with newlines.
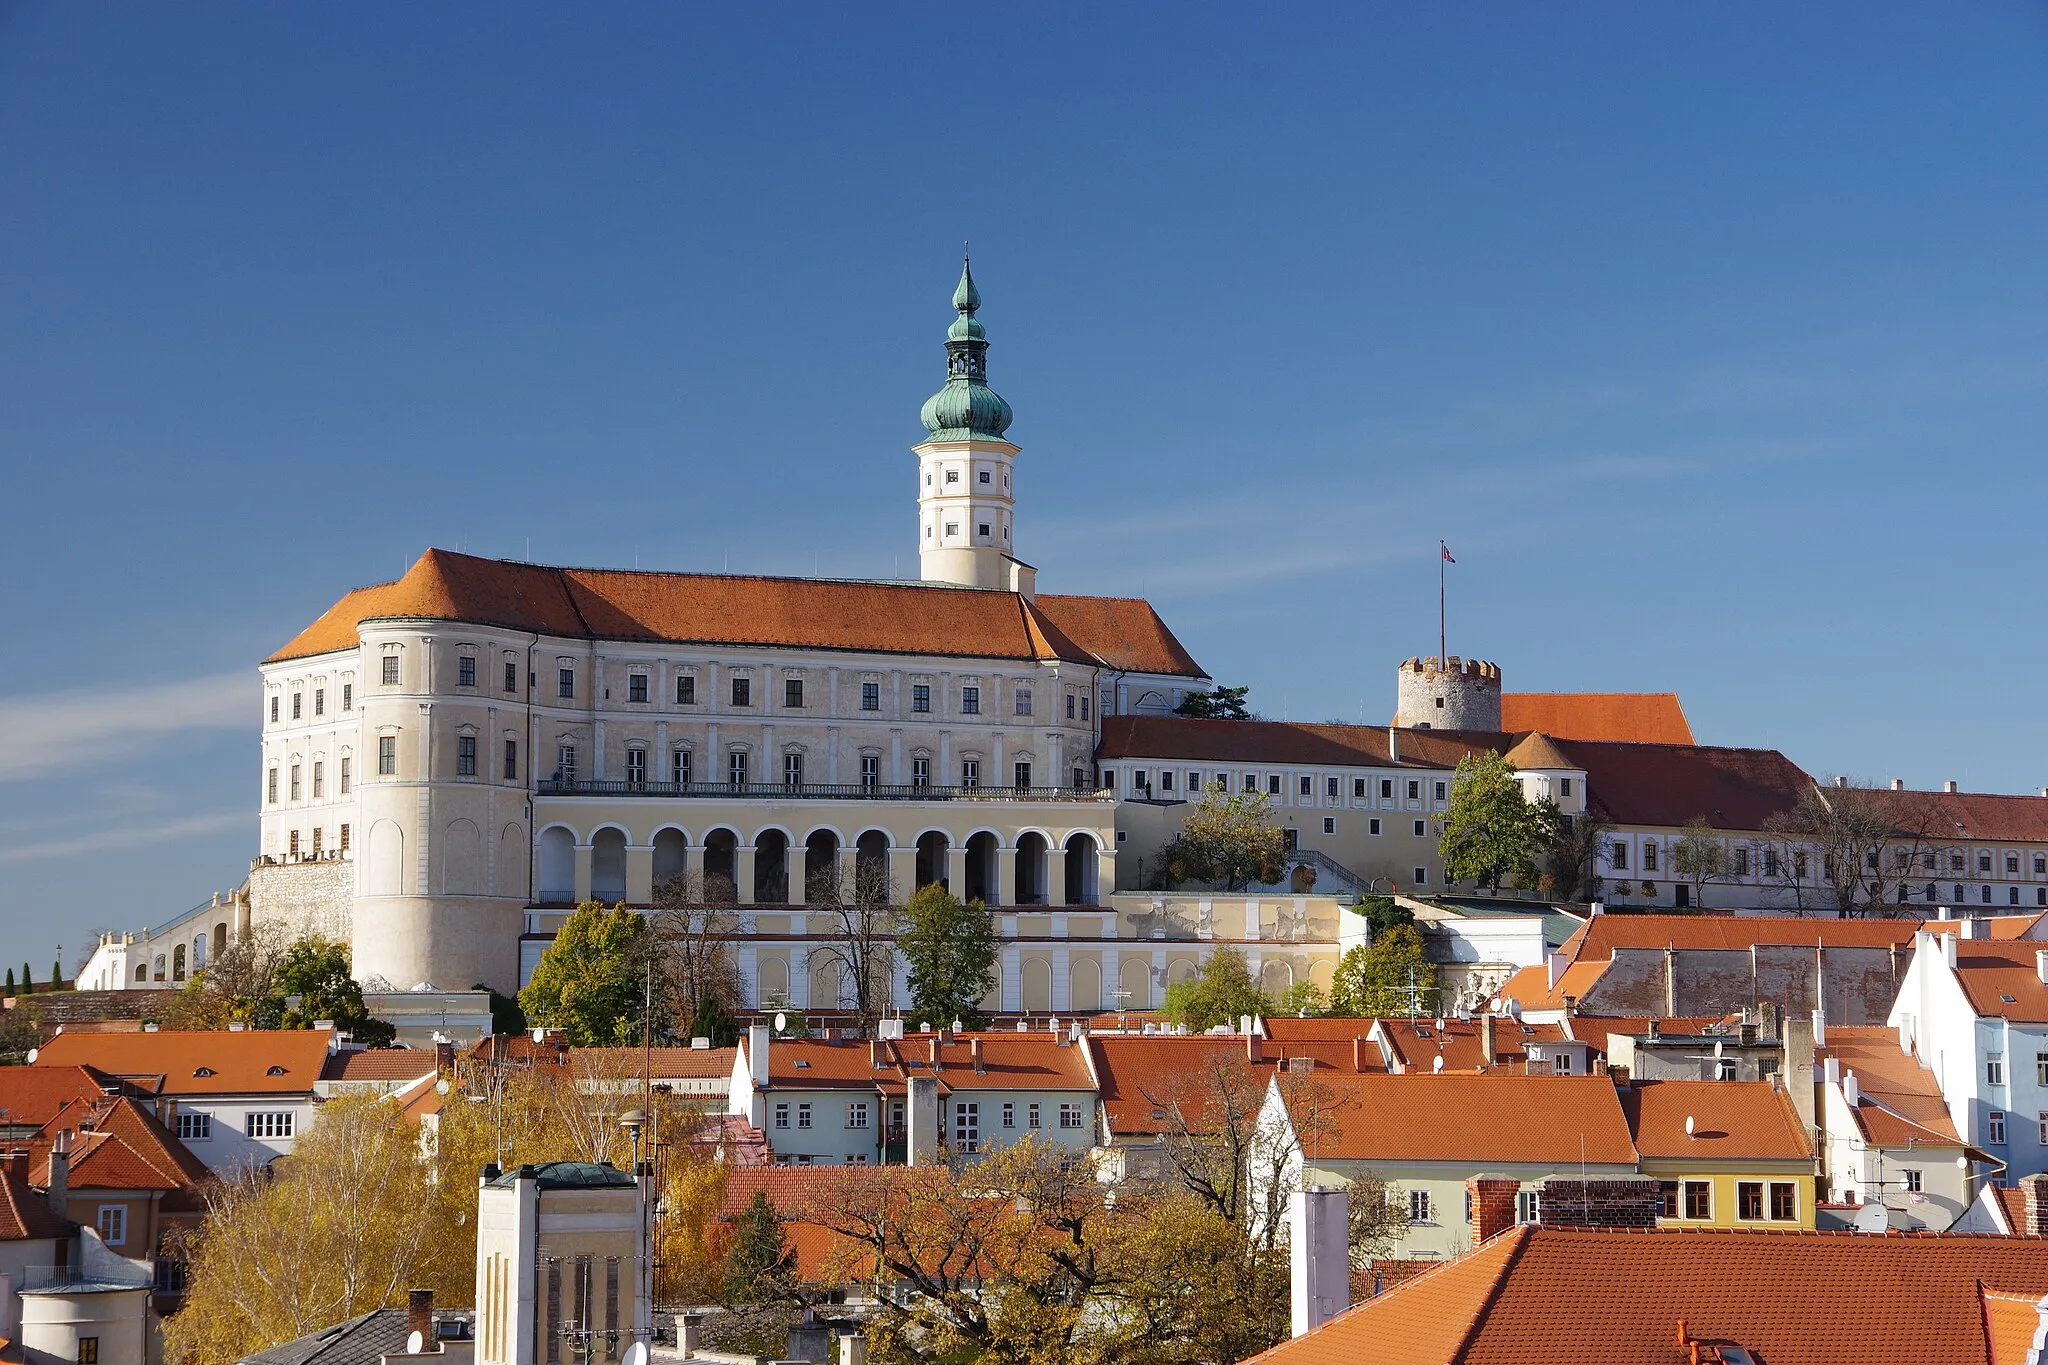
1438, 540, 1447, 666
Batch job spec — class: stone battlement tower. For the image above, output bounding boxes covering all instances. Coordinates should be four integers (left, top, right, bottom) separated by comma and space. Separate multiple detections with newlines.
1396, 655, 1502, 731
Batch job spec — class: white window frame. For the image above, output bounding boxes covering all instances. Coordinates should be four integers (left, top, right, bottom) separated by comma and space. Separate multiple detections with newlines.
96, 1205, 126, 1247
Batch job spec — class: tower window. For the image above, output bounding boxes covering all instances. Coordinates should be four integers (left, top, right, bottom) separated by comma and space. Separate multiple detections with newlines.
1436, 697, 1444, 709
270, 697, 279, 723
945, 469, 960, 484
944, 522, 960, 537
677, 675, 696, 704
378, 736, 396, 776
504, 739, 518, 780
732, 678, 752, 707
673, 748, 691, 785
557, 668, 574, 699
291, 693, 302, 719
457, 736, 477, 776
912, 684, 931, 713
978, 523, 991, 537
339, 757, 351, 794
862, 682, 880, 711
628, 674, 648, 703
961, 686, 980, 714
382, 656, 400, 686
1013, 686, 1033, 715
341, 683, 353, 712
458, 656, 476, 688
505, 661, 519, 693
979, 470, 991, 483
729, 751, 748, 785
785, 679, 804, 708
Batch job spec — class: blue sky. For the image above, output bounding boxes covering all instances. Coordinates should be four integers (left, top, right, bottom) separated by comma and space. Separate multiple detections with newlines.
3, 4, 2046, 966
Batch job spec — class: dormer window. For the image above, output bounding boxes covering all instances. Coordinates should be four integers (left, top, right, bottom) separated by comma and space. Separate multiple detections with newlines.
266, 1065, 288, 1076
193, 1066, 215, 1077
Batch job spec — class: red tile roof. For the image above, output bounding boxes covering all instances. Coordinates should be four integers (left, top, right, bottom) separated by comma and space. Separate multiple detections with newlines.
269, 549, 1206, 678
1369, 1017, 1572, 1073
1499, 693, 1695, 746
34, 1028, 335, 1095
1087, 1034, 1384, 1136
1980, 1286, 2042, 1365
1864, 788, 2048, 845
1951, 947, 2048, 1023
0, 1067, 119, 1129
320, 1048, 441, 1082
1249, 1226, 2048, 1365
568, 1047, 737, 1082
1622, 1080, 1811, 1161
1569, 912, 1931, 958
1278, 1074, 1638, 1166
749, 1034, 1096, 1096
1551, 738, 1814, 831
1817, 1026, 1959, 1146
0, 1167, 70, 1243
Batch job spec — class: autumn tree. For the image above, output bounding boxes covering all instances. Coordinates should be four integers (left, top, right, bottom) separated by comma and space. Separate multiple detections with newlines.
1328, 925, 1437, 1017
166, 927, 393, 1043
1671, 818, 1741, 911
1156, 784, 1286, 891
518, 901, 648, 1046
896, 884, 997, 1029
1439, 752, 1553, 893
1543, 806, 1613, 903
1763, 781, 1947, 916
273, 939, 395, 1045
1160, 946, 1272, 1032
649, 876, 747, 1045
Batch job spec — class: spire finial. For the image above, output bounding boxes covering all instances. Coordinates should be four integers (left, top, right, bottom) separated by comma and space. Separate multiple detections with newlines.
921, 255, 1011, 440
952, 252, 981, 315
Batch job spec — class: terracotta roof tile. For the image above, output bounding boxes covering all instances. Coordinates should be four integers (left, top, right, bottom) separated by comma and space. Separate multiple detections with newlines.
1088, 1034, 1384, 1136
750, 1034, 1096, 1095
0, 1067, 120, 1129
1369, 1017, 1572, 1073
568, 1047, 737, 1082
1622, 1080, 1812, 1161
34, 1028, 334, 1095
269, 550, 1206, 677
1280, 1073, 1638, 1166
1952, 947, 2048, 1022
1817, 1026, 1960, 1146
1864, 787, 2048, 845
1095, 716, 1505, 770
1980, 1286, 2043, 1365
1249, 1226, 2048, 1365
1574, 913, 1928, 957
1499, 693, 1695, 746
0, 1166, 70, 1243
1500, 732, 1577, 772
320, 1048, 441, 1082
1551, 738, 1814, 831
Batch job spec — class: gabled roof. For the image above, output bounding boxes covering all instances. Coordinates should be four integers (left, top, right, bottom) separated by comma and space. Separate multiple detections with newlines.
747, 1034, 1096, 1096
0, 1066, 121, 1129
1569, 912, 1930, 959
239, 1309, 473, 1365
1950, 947, 2048, 1023
1499, 693, 1695, 746
1370, 1017, 1572, 1073
1277, 1074, 1638, 1166
1550, 738, 1814, 832
1979, 1286, 2044, 1365
1862, 787, 2048, 845
1817, 1026, 1959, 1147
30, 1095, 211, 1194
319, 1048, 440, 1083
1499, 732, 1576, 772
1087, 1034, 1384, 1136
269, 549, 1206, 678
1622, 1080, 1812, 1162
34, 1028, 335, 1095
0, 1166, 70, 1242
1246, 1226, 2048, 1365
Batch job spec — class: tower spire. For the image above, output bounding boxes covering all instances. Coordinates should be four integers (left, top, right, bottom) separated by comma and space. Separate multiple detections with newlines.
921, 255, 1011, 439
913, 257, 1026, 593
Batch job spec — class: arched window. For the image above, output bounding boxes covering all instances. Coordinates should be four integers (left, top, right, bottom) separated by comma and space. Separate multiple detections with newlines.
172, 944, 187, 981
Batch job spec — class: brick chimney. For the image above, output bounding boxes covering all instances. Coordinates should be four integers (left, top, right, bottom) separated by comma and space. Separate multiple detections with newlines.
1353, 1037, 1369, 1073
1467, 1176, 1519, 1244
970, 1037, 985, 1072
2020, 1173, 2048, 1236
1247, 1033, 1264, 1064
405, 1288, 434, 1346
4, 1150, 24, 1184
870, 1039, 886, 1069
1480, 1014, 1497, 1067
929, 1037, 943, 1072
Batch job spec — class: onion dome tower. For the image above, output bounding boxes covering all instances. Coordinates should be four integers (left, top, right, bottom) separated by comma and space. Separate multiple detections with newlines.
915, 256, 1032, 593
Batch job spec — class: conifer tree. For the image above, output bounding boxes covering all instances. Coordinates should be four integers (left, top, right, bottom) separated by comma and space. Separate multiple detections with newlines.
4, 969, 14, 996
20, 964, 32, 994
722, 1191, 795, 1305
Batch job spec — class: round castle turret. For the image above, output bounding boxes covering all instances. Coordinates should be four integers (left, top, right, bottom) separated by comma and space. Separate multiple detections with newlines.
1395, 655, 1502, 731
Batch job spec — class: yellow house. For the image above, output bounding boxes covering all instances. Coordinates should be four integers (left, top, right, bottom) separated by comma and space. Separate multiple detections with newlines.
1625, 1079, 1817, 1229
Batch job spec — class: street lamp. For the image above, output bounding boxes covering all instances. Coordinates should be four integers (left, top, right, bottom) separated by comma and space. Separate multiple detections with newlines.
619, 1109, 651, 1348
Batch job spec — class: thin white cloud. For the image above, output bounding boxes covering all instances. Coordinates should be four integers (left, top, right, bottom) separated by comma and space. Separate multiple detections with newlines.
0, 811, 247, 865
0, 672, 249, 781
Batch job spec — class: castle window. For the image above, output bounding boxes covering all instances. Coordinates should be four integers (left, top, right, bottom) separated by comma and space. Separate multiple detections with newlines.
1354, 778, 1366, 798
1015, 761, 1031, 790
287, 691, 299, 720
456, 736, 476, 777
862, 682, 880, 711
1324, 817, 1336, 835
289, 764, 302, 800
978, 470, 991, 484
288, 829, 300, 858
270, 697, 279, 723
312, 761, 324, 798
628, 674, 648, 703
1300, 776, 1312, 797
913, 757, 930, 788
785, 679, 804, 708
1268, 775, 1281, 795
505, 661, 519, 693
1158, 770, 1174, 792
339, 757, 351, 794
1328, 777, 1340, 798
2037, 856, 2047, 875
945, 469, 960, 484
458, 656, 476, 688
1435, 782, 1447, 802
267, 769, 278, 804
1080, 695, 1090, 720
1413, 867, 1428, 885
382, 656, 400, 686
2010, 855, 2022, 874
1066, 693, 1075, 719
672, 748, 691, 785
626, 748, 646, 784
1611, 842, 1629, 870
1413, 819, 1427, 837
1242, 774, 1256, 793
944, 522, 960, 537
676, 674, 695, 704
557, 668, 574, 700
729, 751, 748, 785
1407, 780, 1421, 801
556, 745, 576, 781
961, 760, 979, 788
784, 753, 803, 788
978, 523, 991, 538
732, 677, 752, 707
1370, 819, 1382, 835
912, 684, 931, 713
314, 688, 325, 717
861, 755, 879, 790
1435, 697, 1444, 709
378, 736, 397, 775
1981, 854, 1994, 873
1013, 687, 1032, 716
505, 739, 519, 780
341, 683, 353, 712
339, 823, 350, 852
312, 825, 324, 857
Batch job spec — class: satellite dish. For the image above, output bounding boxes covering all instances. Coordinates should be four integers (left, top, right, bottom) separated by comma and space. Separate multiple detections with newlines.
435, 1079, 451, 1095
1685, 1114, 1696, 1137
624, 1344, 649, 1365
405, 1331, 424, 1355
774, 1012, 787, 1033
23, 1049, 34, 1065
1432, 1055, 1444, 1073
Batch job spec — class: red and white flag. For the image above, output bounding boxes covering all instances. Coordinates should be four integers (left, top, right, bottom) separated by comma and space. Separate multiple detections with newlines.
1440, 542, 1455, 563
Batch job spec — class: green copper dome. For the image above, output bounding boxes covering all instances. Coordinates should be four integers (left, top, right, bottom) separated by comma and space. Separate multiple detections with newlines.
920, 258, 1013, 442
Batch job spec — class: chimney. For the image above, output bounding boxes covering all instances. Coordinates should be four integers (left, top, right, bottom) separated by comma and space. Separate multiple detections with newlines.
1891, 778, 1905, 791
1942, 933, 1958, 968
1289, 1187, 1350, 1338
2023, 1173, 2048, 1236
1824, 1057, 1840, 1085
870, 1039, 885, 1069
930, 1037, 943, 1072
1945, 780, 1959, 794
1480, 1014, 1497, 1067
1239, 1014, 1256, 1036
1561, 994, 1577, 1019
970, 1037, 984, 1072
1467, 1175, 1519, 1245
1841, 1070, 1859, 1108
406, 1289, 434, 1346
3, 1151, 23, 1184
906, 1076, 940, 1166
1811, 1008, 1827, 1048
2036, 950, 2048, 988
1388, 730, 1400, 764
47, 1133, 69, 1212
1353, 1037, 1368, 1074
1247, 1033, 1264, 1065
748, 1023, 771, 1089
1833, 775, 1849, 789
1546, 951, 1568, 991
1646, 1018, 1661, 1041
1966, 917, 1990, 941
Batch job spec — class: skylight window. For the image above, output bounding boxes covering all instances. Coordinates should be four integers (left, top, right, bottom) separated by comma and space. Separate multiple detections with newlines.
2002, 994, 2018, 1004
